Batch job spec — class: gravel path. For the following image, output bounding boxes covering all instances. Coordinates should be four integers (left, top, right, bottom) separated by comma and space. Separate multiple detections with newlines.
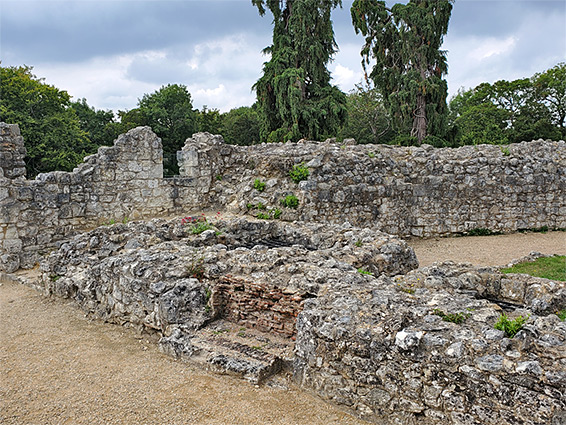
410, 230, 565, 267
1, 231, 564, 424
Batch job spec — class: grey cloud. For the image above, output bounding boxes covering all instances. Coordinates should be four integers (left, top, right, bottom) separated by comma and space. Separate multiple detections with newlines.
1, 0, 270, 64
449, 0, 565, 38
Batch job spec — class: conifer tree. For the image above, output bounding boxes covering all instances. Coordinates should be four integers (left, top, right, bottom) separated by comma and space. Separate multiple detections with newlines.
352, 0, 453, 144
253, 0, 347, 142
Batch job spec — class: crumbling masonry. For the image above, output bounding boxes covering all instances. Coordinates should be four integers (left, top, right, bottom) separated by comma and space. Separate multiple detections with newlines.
1, 122, 565, 424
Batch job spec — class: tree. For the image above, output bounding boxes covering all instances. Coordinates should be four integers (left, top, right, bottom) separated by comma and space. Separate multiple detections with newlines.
532, 62, 566, 138
447, 65, 564, 145
197, 106, 222, 134
70, 98, 121, 146
136, 84, 198, 175
339, 83, 394, 144
351, 0, 453, 144
220, 106, 261, 145
252, 0, 347, 142
0, 65, 96, 176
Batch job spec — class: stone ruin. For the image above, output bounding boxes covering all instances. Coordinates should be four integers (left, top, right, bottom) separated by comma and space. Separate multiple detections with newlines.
1, 122, 565, 424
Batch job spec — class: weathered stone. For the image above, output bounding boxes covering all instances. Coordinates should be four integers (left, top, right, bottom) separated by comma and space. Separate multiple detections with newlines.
2, 124, 566, 424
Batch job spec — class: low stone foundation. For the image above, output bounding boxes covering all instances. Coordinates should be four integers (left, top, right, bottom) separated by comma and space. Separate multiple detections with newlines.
37, 216, 566, 424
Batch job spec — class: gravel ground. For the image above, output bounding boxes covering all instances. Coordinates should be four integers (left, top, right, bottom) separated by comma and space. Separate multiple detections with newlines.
409, 230, 565, 267
1, 231, 564, 425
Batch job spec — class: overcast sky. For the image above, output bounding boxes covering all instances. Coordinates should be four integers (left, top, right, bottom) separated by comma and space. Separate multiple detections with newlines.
1, 0, 565, 114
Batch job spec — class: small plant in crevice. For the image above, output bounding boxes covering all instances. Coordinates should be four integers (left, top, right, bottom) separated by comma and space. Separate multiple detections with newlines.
253, 178, 266, 192
396, 283, 415, 294
367, 151, 375, 158
500, 146, 511, 156
280, 194, 299, 209
205, 287, 212, 303
182, 215, 214, 235
432, 309, 471, 324
556, 310, 566, 321
187, 253, 205, 280
257, 208, 282, 220
216, 174, 223, 181
494, 313, 529, 338
357, 268, 373, 276
289, 162, 309, 184
355, 239, 363, 247
49, 274, 61, 282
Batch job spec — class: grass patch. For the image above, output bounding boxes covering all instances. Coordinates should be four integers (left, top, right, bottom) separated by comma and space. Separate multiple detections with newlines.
432, 309, 471, 324
556, 310, 566, 321
501, 255, 566, 282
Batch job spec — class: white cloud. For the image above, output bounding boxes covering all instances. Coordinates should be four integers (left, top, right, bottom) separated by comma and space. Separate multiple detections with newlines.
31, 33, 267, 113
331, 64, 358, 91
33, 54, 158, 112
469, 36, 517, 61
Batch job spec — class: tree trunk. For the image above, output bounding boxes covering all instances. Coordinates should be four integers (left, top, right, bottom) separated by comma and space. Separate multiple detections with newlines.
412, 93, 427, 144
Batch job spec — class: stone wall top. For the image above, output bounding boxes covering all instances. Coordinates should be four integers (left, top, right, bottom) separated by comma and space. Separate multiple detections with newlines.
0, 122, 27, 180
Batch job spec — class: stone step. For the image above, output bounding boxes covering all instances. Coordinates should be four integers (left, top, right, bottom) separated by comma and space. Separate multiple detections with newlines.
159, 320, 294, 384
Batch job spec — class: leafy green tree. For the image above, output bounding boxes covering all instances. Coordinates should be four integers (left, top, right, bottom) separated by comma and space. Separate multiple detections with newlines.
448, 65, 564, 145
532, 62, 566, 138
70, 98, 121, 146
0, 65, 96, 176
512, 103, 561, 142
197, 106, 223, 134
117, 108, 147, 132
352, 0, 453, 144
220, 106, 261, 145
252, 0, 347, 142
136, 84, 198, 175
453, 103, 509, 146
339, 83, 394, 144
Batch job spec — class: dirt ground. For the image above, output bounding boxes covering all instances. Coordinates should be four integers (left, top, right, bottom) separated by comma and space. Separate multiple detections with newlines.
410, 230, 565, 267
1, 231, 564, 425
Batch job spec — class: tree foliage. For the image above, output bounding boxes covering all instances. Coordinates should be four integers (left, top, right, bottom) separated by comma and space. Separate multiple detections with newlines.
0, 65, 97, 176
352, 0, 453, 144
70, 98, 121, 147
220, 106, 261, 145
197, 106, 222, 135
339, 83, 394, 144
448, 63, 564, 145
532, 62, 566, 137
252, 0, 347, 142
136, 84, 198, 175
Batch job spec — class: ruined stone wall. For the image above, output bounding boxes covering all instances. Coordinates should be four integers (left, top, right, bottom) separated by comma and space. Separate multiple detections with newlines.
38, 217, 566, 424
0, 124, 204, 272
179, 134, 566, 238
2, 124, 565, 272
294, 263, 566, 425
